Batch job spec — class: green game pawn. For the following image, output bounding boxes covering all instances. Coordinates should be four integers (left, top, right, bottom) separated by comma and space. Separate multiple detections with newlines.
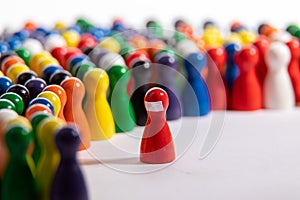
30, 112, 51, 166
76, 63, 96, 81
107, 65, 136, 132
0, 92, 24, 115
2, 120, 36, 200
15, 48, 32, 66
0, 99, 16, 112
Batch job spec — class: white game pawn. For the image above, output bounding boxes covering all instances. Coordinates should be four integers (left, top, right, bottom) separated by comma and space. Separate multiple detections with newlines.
264, 41, 295, 109
22, 38, 44, 56
44, 34, 67, 52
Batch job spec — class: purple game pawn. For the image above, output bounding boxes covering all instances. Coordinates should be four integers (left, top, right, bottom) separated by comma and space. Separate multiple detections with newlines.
25, 78, 47, 100
154, 52, 182, 120
51, 125, 88, 200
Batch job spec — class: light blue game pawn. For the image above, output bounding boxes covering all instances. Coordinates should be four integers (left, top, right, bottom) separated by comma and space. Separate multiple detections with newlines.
182, 52, 211, 116
224, 42, 241, 92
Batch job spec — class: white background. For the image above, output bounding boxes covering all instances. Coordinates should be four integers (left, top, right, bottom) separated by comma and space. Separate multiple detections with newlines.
0, 0, 299, 32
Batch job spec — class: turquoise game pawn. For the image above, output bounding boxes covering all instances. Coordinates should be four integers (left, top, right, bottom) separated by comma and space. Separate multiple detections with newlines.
2, 118, 36, 200
107, 65, 136, 132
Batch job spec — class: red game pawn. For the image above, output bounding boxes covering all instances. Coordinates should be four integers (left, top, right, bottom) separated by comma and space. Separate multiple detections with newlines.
253, 36, 270, 86
286, 38, 300, 104
206, 47, 228, 110
140, 87, 175, 164
231, 46, 262, 110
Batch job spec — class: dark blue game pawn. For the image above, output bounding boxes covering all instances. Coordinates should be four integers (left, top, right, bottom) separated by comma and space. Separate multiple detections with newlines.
17, 71, 37, 85
224, 42, 241, 92
29, 97, 55, 115
182, 52, 211, 116
25, 78, 47, 100
51, 125, 88, 200
0, 77, 13, 96
49, 70, 72, 85
42, 65, 63, 84
7, 84, 31, 111
130, 61, 153, 126
154, 52, 182, 120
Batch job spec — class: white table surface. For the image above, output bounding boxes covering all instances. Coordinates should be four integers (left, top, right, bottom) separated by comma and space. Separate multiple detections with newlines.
78, 109, 300, 200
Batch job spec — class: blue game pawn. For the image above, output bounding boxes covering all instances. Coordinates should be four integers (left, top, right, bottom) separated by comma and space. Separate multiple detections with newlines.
29, 97, 55, 115
224, 42, 241, 92
0, 77, 13, 96
51, 125, 88, 200
154, 52, 182, 120
182, 52, 211, 116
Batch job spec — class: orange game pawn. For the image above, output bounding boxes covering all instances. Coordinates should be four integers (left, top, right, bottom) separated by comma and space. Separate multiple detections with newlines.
60, 77, 91, 150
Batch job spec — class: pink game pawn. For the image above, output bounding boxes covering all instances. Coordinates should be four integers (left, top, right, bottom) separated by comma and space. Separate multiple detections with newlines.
140, 87, 175, 164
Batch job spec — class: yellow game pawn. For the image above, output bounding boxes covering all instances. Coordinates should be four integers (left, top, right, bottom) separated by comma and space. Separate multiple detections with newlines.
36, 117, 64, 200
37, 91, 61, 117
0, 70, 4, 77
99, 37, 120, 53
6, 63, 30, 83
62, 30, 80, 47
83, 68, 115, 140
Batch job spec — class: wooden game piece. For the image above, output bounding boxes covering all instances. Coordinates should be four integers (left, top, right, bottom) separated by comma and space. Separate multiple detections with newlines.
130, 60, 153, 126
231, 46, 262, 110
49, 70, 71, 85
154, 51, 182, 120
37, 91, 61, 117
42, 65, 63, 84
253, 36, 270, 87
51, 125, 88, 200
264, 41, 295, 109
97, 52, 125, 70
2, 117, 36, 200
0, 109, 18, 179
51, 46, 68, 66
182, 52, 211, 116
30, 112, 51, 166
6, 63, 30, 83
0, 99, 16, 111
224, 42, 241, 92
107, 65, 136, 133
286, 38, 300, 104
0, 92, 24, 115
29, 97, 55, 115
43, 85, 67, 122
25, 104, 53, 119
206, 47, 228, 110
99, 37, 120, 53
140, 87, 175, 163
15, 48, 32, 66
17, 70, 37, 85
60, 77, 91, 149
36, 117, 64, 200
1, 55, 24, 75
22, 38, 43, 55
0, 77, 13, 96
25, 78, 47, 100
0, 70, 3, 77
7, 84, 31, 110
62, 30, 80, 48
44, 34, 66, 52
75, 62, 96, 81
83, 68, 115, 139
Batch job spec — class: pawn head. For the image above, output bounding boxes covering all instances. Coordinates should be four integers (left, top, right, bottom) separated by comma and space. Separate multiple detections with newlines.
286, 38, 300, 58
234, 46, 259, 72
83, 68, 109, 92
55, 125, 80, 155
207, 47, 226, 70
144, 87, 169, 112
265, 41, 291, 71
